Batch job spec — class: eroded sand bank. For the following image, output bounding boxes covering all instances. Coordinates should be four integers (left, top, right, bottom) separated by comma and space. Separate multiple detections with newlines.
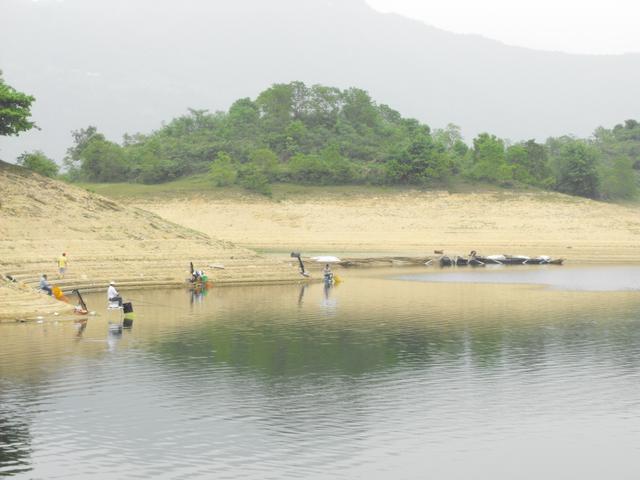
136, 190, 640, 263
0, 163, 300, 322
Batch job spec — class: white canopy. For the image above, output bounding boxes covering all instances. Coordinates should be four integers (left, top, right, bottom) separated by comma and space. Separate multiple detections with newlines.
311, 256, 342, 263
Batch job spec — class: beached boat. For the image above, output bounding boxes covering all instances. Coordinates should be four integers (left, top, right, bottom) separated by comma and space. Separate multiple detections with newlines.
475, 255, 564, 265
439, 256, 485, 267
440, 254, 563, 267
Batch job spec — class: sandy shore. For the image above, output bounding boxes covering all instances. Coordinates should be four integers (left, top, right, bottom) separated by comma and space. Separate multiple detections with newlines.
136, 190, 640, 263
3, 161, 639, 321
0, 163, 301, 322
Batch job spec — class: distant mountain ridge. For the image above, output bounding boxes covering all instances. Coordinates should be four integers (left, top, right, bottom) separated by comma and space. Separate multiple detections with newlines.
1, 0, 638, 162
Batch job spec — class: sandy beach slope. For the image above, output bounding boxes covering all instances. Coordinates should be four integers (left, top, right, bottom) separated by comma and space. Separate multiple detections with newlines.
136, 190, 640, 263
0, 163, 300, 322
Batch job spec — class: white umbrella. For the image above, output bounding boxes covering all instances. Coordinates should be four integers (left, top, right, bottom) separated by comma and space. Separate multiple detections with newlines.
311, 256, 342, 263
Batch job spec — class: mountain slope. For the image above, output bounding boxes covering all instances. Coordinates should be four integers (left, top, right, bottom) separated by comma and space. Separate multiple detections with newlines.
1, 0, 638, 162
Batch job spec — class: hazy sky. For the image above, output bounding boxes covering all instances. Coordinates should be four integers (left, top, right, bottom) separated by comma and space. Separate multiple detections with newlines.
366, 0, 640, 55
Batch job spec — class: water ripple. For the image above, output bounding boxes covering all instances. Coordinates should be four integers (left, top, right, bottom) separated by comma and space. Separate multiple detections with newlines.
2, 275, 640, 478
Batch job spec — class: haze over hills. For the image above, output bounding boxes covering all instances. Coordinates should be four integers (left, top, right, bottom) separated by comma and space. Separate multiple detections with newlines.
1, 0, 639, 163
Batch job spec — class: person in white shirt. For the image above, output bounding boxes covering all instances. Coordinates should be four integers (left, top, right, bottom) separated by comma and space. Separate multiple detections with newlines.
322, 264, 333, 284
107, 281, 122, 307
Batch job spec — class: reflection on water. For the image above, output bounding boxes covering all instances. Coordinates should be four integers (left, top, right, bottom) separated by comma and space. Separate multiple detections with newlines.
0, 406, 31, 477
1, 267, 640, 479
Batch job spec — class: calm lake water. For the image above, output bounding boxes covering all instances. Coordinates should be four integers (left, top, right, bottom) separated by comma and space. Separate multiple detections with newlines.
2, 266, 640, 479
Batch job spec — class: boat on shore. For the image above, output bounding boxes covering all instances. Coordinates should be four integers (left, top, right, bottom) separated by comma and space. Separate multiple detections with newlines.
439, 256, 485, 267
440, 254, 563, 267
476, 255, 564, 265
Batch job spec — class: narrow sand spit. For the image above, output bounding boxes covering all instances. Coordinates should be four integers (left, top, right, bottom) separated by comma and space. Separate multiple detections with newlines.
136, 191, 640, 263
0, 163, 300, 322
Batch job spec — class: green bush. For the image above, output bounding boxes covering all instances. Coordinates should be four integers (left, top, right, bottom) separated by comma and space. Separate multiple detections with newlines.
209, 152, 238, 186
239, 164, 271, 195
16, 150, 59, 177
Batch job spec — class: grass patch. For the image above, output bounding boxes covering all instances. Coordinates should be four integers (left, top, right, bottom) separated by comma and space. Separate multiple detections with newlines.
77, 176, 436, 201
74, 175, 633, 206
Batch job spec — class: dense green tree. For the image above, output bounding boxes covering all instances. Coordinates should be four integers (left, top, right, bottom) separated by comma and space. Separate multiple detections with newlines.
433, 124, 468, 173
386, 134, 451, 184
0, 72, 36, 136
256, 83, 294, 133
248, 148, 280, 180
305, 85, 343, 128
555, 140, 599, 198
210, 152, 238, 187
64, 126, 99, 178
80, 137, 129, 182
594, 119, 640, 171
470, 133, 512, 183
16, 150, 59, 177
600, 156, 637, 200
238, 163, 271, 196
57, 81, 639, 203
506, 139, 551, 186
341, 88, 378, 130
65, 127, 129, 182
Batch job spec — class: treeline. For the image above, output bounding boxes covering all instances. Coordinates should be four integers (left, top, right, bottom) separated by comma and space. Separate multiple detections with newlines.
50, 81, 639, 199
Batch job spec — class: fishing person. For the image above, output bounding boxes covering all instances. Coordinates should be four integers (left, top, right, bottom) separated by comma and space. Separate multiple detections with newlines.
107, 281, 123, 307
39, 274, 53, 295
323, 264, 333, 285
57, 252, 68, 279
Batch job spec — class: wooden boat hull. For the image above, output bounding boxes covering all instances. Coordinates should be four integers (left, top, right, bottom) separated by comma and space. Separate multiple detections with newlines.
440, 256, 485, 267
476, 257, 564, 266
440, 256, 564, 267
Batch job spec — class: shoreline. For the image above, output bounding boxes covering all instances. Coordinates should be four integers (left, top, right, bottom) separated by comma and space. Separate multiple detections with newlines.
0, 275, 312, 324
3, 166, 638, 323
0, 164, 303, 323
135, 190, 640, 265
4, 256, 639, 324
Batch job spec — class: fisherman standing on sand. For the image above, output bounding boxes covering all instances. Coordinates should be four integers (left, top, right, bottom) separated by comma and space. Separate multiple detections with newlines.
57, 253, 68, 279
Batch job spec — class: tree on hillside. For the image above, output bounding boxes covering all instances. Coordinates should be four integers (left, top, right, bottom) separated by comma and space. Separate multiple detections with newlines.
433, 124, 469, 172
386, 134, 452, 184
64, 126, 98, 178
0, 71, 36, 136
55, 78, 638, 203
306, 85, 343, 128
65, 126, 129, 182
248, 148, 280, 181
16, 150, 59, 177
80, 136, 129, 182
341, 88, 379, 131
209, 152, 238, 187
470, 133, 511, 183
256, 83, 294, 131
555, 140, 599, 198
506, 139, 551, 186
594, 119, 640, 171
600, 156, 637, 200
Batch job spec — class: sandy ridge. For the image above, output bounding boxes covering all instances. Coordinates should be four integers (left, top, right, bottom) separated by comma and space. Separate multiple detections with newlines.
0, 162, 300, 322
136, 190, 640, 263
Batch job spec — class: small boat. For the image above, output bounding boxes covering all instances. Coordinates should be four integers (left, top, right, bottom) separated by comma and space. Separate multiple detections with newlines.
475, 255, 564, 265
440, 254, 563, 267
439, 256, 485, 267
